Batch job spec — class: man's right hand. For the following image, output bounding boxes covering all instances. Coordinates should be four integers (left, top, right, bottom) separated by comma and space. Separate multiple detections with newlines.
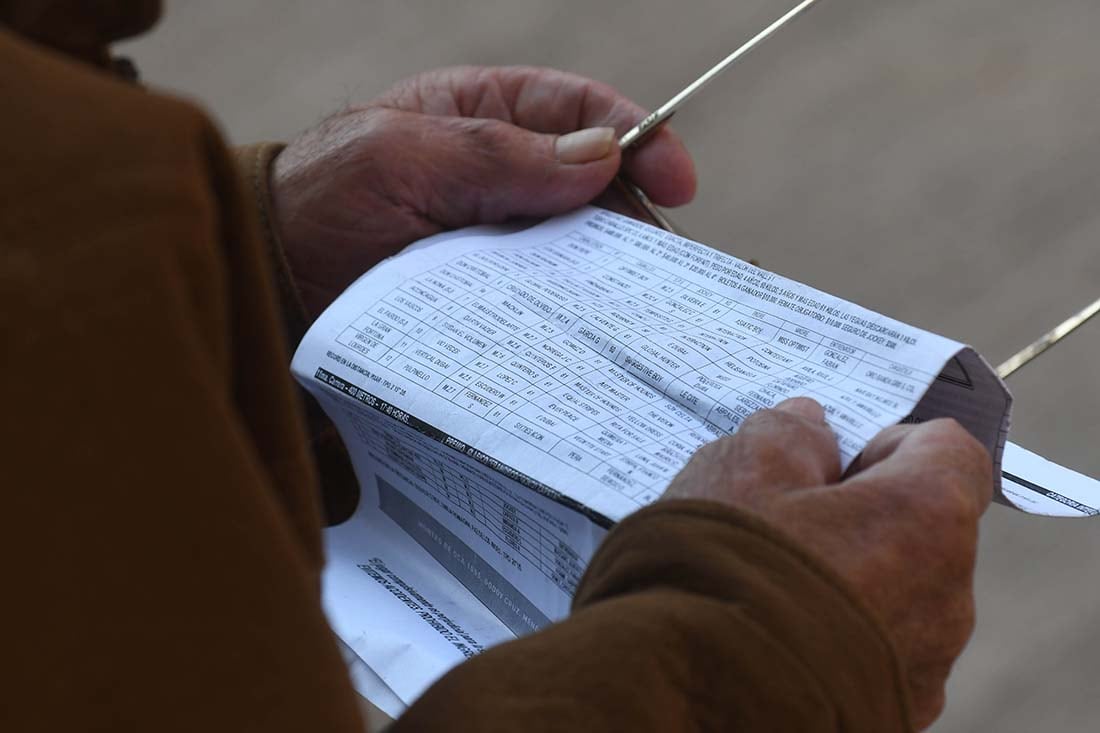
662, 398, 993, 731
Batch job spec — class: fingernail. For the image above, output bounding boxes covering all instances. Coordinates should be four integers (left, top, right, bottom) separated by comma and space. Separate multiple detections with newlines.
775, 397, 826, 424
555, 127, 616, 164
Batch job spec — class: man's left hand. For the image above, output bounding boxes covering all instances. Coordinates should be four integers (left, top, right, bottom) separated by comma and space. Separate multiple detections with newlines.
270, 65, 697, 317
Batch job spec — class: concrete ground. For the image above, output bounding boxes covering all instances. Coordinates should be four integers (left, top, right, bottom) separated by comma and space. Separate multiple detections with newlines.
123, 1, 1100, 729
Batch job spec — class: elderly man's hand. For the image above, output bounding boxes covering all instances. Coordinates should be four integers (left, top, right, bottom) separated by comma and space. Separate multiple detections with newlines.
663, 398, 993, 731
270, 66, 696, 317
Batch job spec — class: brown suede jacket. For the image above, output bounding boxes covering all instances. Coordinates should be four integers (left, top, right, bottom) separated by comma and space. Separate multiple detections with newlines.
0, 7, 912, 731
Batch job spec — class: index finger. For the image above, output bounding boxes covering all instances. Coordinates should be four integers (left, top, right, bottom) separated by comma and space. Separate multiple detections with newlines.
505, 67, 697, 207
384, 66, 697, 208
847, 419, 995, 512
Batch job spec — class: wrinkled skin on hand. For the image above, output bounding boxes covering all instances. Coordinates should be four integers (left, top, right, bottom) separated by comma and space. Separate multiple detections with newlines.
271, 65, 697, 318
663, 398, 994, 731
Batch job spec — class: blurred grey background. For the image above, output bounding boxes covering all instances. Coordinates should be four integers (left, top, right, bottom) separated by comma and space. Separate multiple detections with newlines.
123, 1, 1100, 729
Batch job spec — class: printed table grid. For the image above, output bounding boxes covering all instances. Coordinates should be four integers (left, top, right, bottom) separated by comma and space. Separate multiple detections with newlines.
335, 230, 928, 507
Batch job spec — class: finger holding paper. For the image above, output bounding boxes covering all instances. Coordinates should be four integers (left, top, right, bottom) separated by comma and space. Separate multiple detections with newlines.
271, 65, 696, 316
662, 404, 992, 730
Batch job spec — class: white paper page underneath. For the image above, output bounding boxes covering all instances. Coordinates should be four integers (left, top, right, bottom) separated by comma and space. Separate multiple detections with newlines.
323, 481, 514, 707
323, 434, 1100, 719
294, 207, 1005, 523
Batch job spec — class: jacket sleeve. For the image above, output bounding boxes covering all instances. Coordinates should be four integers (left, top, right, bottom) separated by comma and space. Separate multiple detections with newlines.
233, 142, 359, 524
3, 31, 365, 731
393, 500, 915, 732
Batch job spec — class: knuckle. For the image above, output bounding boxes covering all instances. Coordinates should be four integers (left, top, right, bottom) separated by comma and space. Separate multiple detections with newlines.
739, 408, 788, 433
937, 472, 979, 517
727, 430, 790, 478
922, 419, 991, 469
740, 407, 820, 442
684, 435, 740, 475
687, 437, 724, 468
910, 450, 989, 523
922, 417, 969, 440
920, 492, 978, 547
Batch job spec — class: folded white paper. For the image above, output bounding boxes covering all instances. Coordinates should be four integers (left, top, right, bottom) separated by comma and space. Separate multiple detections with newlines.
294, 207, 1098, 715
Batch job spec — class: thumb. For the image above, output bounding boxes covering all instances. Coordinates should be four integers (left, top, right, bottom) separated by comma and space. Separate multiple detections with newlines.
662, 398, 841, 509
772, 396, 828, 424
415, 115, 622, 224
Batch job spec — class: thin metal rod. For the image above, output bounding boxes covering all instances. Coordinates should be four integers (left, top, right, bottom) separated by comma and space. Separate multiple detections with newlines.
616, 177, 683, 234
618, 0, 826, 151
997, 295, 1100, 379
